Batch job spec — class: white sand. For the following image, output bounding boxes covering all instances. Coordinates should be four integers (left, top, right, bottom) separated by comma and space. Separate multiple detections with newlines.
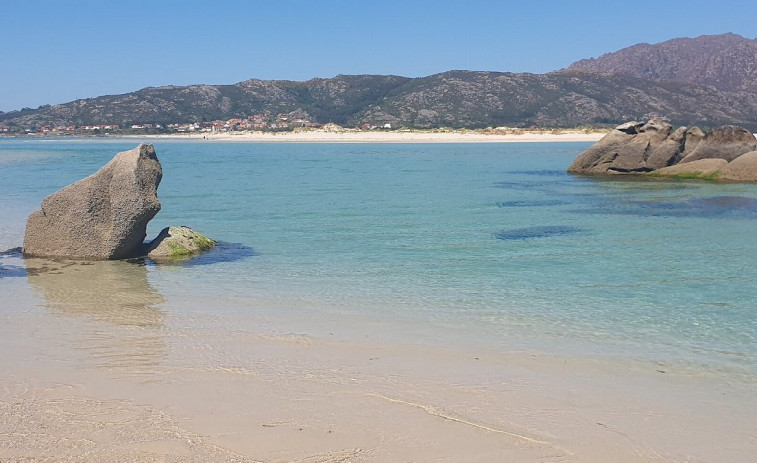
1, 257, 755, 462
134, 129, 607, 143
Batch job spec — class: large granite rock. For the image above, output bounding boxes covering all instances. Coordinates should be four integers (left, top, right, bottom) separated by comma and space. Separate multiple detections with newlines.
567, 119, 678, 174
146, 226, 215, 261
23, 144, 162, 259
678, 126, 757, 164
718, 151, 757, 181
568, 120, 757, 181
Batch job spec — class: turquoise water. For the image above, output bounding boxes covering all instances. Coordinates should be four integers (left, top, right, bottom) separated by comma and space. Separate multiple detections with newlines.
2, 139, 757, 379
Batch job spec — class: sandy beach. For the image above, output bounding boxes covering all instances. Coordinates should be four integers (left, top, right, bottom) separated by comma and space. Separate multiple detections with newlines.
2, 139, 756, 462
6, 2, 757, 460
2, 255, 755, 462
133, 129, 608, 144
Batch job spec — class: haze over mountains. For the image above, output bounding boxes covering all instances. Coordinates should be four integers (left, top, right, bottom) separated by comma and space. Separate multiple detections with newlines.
3, 33, 757, 131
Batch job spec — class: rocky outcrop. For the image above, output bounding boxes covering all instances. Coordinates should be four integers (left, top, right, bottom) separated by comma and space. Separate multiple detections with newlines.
718, 151, 757, 181
568, 120, 757, 181
568, 120, 677, 174
145, 226, 215, 261
23, 144, 162, 259
678, 125, 757, 163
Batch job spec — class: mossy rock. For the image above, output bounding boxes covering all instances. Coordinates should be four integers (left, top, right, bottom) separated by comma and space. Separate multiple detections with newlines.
146, 226, 215, 261
646, 158, 727, 181
647, 171, 722, 181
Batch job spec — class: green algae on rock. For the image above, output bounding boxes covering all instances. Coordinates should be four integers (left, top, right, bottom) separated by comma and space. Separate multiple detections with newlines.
146, 226, 215, 261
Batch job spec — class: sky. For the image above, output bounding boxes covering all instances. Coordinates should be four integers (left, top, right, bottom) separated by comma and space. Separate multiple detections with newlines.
2, 0, 757, 112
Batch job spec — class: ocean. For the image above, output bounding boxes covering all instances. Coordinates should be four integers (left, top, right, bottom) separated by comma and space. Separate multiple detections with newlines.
2, 138, 756, 378
1, 138, 756, 461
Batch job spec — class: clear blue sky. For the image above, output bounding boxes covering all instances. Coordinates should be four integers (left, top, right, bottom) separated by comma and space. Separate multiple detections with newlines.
2, 0, 756, 112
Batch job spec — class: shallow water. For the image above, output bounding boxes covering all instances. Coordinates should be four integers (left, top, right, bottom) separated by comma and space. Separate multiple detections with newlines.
2, 138, 757, 461
1, 138, 756, 379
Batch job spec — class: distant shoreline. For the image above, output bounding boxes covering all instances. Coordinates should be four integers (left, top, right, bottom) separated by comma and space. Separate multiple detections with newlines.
1, 129, 609, 144
131, 129, 608, 143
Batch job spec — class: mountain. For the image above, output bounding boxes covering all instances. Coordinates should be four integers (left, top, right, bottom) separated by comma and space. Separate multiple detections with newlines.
568, 33, 757, 92
0, 76, 413, 130
3, 34, 757, 131
355, 70, 757, 129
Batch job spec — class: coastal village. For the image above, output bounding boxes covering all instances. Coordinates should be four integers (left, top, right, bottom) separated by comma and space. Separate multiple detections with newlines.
0, 113, 336, 136
0, 113, 396, 136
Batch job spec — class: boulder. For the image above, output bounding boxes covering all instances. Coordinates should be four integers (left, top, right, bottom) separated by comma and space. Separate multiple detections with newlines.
681, 126, 706, 156
23, 144, 162, 259
567, 119, 675, 174
146, 226, 215, 260
568, 120, 757, 182
678, 126, 757, 163
650, 158, 728, 179
717, 151, 757, 181
645, 126, 688, 169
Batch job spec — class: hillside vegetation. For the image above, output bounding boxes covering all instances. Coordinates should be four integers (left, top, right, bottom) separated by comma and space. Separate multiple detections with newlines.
3, 33, 757, 132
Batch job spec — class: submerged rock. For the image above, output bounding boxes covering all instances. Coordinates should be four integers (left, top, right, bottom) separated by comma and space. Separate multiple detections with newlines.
23, 144, 162, 259
146, 226, 215, 260
568, 120, 757, 182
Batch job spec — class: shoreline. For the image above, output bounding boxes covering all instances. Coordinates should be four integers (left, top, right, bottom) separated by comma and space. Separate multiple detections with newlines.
2, 129, 608, 144
3, 140, 756, 462
1, 261, 754, 462
134, 129, 608, 143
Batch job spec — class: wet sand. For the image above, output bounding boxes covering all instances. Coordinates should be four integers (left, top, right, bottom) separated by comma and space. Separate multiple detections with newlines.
1, 257, 755, 462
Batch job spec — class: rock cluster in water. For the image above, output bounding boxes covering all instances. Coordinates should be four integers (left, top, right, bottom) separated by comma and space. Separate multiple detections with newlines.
22, 144, 214, 260
567, 119, 757, 181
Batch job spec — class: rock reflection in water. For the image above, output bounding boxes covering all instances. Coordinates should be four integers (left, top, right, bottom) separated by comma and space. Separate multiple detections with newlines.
25, 258, 167, 374
25, 258, 164, 326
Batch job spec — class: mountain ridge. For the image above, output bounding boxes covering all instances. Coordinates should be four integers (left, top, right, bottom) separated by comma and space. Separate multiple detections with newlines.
3, 33, 757, 132
568, 33, 757, 92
